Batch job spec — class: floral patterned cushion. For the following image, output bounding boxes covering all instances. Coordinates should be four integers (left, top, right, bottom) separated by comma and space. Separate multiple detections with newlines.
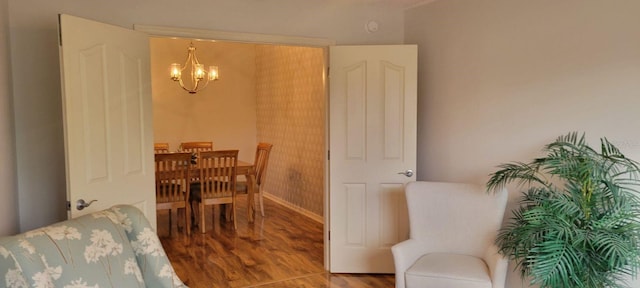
0, 205, 187, 288
108, 205, 186, 287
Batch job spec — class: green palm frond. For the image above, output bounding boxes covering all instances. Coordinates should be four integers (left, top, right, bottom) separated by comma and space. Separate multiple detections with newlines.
528, 238, 582, 288
487, 132, 640, 288
487, 161, 548, 192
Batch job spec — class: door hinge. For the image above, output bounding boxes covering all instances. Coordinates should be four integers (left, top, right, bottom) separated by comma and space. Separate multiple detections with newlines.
66, 201, 71, 211
327, 150, 330, 160
328, 230, 330, 240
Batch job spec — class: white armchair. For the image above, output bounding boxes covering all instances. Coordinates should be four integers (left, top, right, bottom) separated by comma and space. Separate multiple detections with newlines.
391, 181, 508, 288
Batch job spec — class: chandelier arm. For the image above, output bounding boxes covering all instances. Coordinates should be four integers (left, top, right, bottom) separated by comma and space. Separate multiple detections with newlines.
186, 76, 209, 94
176, 78, 193, 93
189, 77, 210, 94
183, 49, 193, 72
191, 78, 201, 93
196, 78, 210, 91
191, 50, 201, 66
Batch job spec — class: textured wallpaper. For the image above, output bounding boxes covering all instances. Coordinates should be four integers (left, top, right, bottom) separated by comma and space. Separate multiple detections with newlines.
255, 45, 326, 217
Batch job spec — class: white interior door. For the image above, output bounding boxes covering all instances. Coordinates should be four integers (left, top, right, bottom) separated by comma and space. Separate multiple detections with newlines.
59, 14, 156, 228
329, 45, 417, 273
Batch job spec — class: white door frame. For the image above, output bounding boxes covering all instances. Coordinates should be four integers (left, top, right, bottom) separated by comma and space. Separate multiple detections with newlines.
134, 24, 335, 269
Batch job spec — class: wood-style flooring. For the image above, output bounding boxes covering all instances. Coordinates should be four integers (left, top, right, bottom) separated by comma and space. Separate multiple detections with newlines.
157, 196, 395, 288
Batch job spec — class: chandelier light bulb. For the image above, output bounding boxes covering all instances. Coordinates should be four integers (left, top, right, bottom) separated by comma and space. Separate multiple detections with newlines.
194, 64, 205, 80
170, 63, 181, 80
209, 66, 219, 81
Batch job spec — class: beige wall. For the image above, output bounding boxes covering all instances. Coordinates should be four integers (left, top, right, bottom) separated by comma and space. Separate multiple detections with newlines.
0, 0, 18, 236
255, 45, 325, 217
405, 0, 640, 286
150, 38, 257, 162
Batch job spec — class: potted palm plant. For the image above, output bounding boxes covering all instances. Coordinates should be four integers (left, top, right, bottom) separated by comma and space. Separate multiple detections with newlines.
486, 132, 640, 288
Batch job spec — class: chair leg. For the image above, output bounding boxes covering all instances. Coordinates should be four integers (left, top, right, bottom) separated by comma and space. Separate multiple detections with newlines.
164, 209, 169, 231
258, 187, 265, 217
200, 202, 206, 234
224, 204, 232, 222
177, 208, 184, 231
232, 200, 237, 230
170, 208, 179, 235
190, 201, 198, 227
185, 204, 191, 236
166, 209, 172, 235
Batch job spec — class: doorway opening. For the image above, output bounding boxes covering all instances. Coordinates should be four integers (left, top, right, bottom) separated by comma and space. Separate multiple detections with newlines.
142, 27, 332, 268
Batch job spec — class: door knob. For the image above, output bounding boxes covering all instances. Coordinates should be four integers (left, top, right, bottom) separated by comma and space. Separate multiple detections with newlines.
76, 199, 97, 211
397, 169, 414, 177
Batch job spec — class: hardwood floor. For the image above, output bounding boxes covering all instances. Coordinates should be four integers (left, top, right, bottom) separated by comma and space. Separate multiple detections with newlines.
157, 196, 395, 288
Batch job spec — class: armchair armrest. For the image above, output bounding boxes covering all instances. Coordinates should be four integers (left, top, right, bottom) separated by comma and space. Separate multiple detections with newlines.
483, 243, 508, 288
391, 239, 434, 288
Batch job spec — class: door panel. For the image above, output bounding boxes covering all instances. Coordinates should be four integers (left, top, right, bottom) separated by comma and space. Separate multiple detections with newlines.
329, 45, 417, 273
59, 14, 155, 228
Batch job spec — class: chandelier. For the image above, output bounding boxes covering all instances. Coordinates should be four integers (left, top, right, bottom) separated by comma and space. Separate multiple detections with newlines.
169, 42, 219, 94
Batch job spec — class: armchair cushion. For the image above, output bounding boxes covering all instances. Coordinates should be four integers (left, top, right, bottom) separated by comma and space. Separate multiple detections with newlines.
406, 253, 491, 288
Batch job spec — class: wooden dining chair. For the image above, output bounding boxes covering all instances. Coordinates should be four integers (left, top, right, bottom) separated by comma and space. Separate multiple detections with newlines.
154, 142, 170, 153
190, 150, 239, 233
237, 143, 273, 217
155, 152, 192, 235
179, 141, 213, 153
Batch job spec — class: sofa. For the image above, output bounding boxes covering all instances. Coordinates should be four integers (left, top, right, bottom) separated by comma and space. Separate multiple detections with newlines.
0, 205, 187, 288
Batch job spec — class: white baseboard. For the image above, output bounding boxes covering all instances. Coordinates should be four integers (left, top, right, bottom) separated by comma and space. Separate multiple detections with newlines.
263, 192, 324, 224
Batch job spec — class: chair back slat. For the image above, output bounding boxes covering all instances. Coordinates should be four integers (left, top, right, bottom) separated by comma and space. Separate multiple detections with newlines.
254, 143, 273, 185
180, 141, 213, 154
154, 143, 170, 154
197, 150, 238, 199
154, 152, 191, 203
